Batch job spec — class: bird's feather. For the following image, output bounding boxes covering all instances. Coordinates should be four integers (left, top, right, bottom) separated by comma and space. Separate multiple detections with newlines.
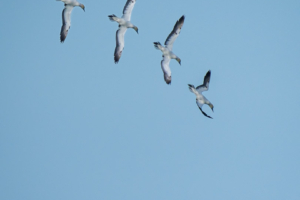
60, 5, 73, 43
122, 0, 136, 21
197, 101, 213, 119
161, 56, 172, 84
114, 26, 127, 63
196, 70, 211, 93
165, 15, 185, 51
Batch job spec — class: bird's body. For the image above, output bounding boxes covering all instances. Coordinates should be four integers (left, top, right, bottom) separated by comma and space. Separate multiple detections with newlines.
188, 70, 214, 119
109, 16, 135, 28
189, 86, 211, 107
108, 0, 138, 63
154, 15, 185, 84
155, 45, 178, 59
57, 0, 85, 43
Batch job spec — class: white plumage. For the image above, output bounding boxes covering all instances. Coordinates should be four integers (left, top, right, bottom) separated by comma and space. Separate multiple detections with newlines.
57, 0, 85, 43
154, 15, 185, 84
108, 0, 138, 63
188, 70, 214, 119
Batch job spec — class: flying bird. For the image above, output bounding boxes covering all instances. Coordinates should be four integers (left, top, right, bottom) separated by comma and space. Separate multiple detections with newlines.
188, 70, 214, 119
57, 0, 85, 43
108, 0, 138, 64
154, 15, 185, 84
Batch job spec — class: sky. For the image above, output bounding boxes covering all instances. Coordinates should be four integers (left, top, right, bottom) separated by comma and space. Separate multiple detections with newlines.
1, 0, 300, 199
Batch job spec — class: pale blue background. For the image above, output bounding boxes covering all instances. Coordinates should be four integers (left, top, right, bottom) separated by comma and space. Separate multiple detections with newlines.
1, 0, 300, 199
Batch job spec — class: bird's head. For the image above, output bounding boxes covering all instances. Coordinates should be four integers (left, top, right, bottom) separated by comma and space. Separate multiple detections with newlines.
176, 57, 181, 65
133, 26, 139, 34
79, 4, 85, 11
209, 103, 214, 112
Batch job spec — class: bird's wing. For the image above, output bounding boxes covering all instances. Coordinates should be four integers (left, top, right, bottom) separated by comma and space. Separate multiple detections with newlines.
164, 15, 185, 51
196, 101, 213, 119
60, 5, 74, 43
161, 56, 172, 84
114, 26, 127, 63
122, 0, 136, 21
196, 70, 211, 93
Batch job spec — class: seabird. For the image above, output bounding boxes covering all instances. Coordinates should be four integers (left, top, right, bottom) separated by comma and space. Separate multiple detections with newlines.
108, 0, 138, 64
154, 15, 185, 84
57, 0, 85, 43
188, 70, 214, 119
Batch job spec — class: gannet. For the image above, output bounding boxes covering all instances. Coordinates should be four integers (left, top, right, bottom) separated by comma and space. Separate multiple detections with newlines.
108, 0, 138, 63
153, 15, 185, 84
188, 70, 214, 119
57, 0, 85, 43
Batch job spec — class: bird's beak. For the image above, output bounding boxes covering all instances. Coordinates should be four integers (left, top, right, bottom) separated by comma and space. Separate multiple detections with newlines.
80, 5, 85, 12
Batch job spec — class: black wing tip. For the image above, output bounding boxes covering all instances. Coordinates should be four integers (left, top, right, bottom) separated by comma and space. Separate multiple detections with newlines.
165, 78, 171, 84
175, 15, 185, 25
188, 84, 194, 88
164, 76, 172, 85
60, 24, 68, 43
203, 70, 211, 84
205, 70, 211, 77
60, 36, 66, 43
114, 54, 120, 63
198, 107, 213, 119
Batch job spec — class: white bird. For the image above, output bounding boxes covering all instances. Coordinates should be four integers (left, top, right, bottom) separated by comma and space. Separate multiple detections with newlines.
154, 15, 185, 84
57, 0, 85, 43
188, 70, 214, 119
108, 0, 138, 64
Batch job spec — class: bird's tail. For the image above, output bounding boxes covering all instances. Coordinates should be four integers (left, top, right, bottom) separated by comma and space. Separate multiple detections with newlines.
108, 14, 118, 22
153, 42, 162, 50
188, 84, 196, 93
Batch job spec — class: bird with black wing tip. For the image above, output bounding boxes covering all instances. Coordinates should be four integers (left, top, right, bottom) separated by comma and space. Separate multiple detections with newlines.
188, 70, 214, 119
57, 0, 85, 43
153, 15, 185, 84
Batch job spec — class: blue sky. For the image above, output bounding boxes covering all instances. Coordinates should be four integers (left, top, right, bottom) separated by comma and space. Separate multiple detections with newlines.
1, 0, 300, 199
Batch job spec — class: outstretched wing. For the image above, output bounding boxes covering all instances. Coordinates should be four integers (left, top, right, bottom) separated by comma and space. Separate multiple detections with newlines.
161, 56, 171, 84
196, 70, 211, 93
114, 26, 127, 63
196, 101, 213, 119
122, 0, 136, 21
165, 15, 185, 51
60, 5, 74, 43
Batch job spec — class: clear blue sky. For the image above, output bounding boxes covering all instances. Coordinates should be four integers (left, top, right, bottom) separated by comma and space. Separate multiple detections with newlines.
1, 0, 300, 199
